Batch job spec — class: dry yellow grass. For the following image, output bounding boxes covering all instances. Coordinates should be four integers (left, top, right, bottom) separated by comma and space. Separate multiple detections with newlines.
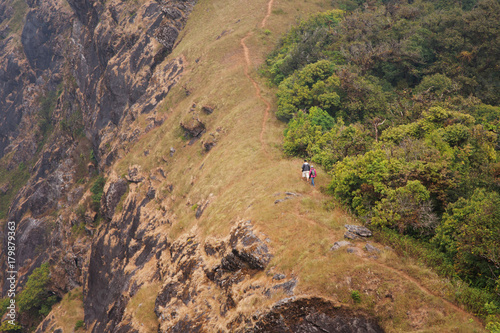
112, 0, 487, 331
44, 287, 85, 332
124, 282, 162, 332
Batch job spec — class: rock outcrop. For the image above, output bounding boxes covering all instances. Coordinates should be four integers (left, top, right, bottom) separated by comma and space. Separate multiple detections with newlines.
250, 297, 384, 333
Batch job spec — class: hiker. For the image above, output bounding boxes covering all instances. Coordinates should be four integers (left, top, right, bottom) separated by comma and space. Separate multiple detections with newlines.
309, 165, 317, 186
301, 160, 311, 181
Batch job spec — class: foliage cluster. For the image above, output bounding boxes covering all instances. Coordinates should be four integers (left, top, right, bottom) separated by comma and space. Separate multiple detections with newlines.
90, 175, 106, 212
268, 0, 500, 317
17, 263, 59, 317
0, 321, 22, 332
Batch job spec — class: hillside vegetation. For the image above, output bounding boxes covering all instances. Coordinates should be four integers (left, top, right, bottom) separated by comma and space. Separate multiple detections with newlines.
266, 0, 500, 328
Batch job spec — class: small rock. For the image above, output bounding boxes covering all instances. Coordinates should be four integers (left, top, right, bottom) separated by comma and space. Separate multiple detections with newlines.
273, 273, 286, 281
330, 240, 352, 251
344, 224, 372, 237
365, 243, 380, 253
180, 117, 205, 137
170, 147, 176, 156
202, 105, 214, 114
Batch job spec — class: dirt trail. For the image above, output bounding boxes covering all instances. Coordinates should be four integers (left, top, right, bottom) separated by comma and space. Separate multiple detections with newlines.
240, 0, 273, 155
261, 0, 274, 28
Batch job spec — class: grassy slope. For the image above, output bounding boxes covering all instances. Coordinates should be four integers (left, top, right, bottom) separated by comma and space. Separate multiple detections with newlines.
42, 287, 85, 332
113, 0, 487, 331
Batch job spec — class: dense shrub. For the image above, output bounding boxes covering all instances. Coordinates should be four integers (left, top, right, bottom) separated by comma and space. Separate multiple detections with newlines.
90, 175, 106, 212
17, 263, 59, 316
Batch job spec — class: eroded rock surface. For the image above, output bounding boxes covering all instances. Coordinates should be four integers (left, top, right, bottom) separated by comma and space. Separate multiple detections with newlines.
251, 297, 384, 333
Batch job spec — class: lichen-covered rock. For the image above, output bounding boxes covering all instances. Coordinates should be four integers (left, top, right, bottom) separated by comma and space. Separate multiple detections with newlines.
331, 240, 352, 251
345, 224, 373, 237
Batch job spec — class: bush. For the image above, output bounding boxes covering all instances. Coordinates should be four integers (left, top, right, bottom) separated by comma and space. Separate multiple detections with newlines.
75, 319, 85, 330
0, 296, 9, 317
433, 189, 500, 290
17, 263, 59, 316
276, 60, 340, 121
0, 321, 22, 332
90, 175, 106, 212
351, 290, 361, 303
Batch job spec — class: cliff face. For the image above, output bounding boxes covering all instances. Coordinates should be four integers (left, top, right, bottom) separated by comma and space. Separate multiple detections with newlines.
0, 0, 197, 329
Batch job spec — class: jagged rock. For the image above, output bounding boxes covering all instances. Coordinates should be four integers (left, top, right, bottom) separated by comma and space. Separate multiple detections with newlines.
84, 226, 94, 236
250, 297, 384, 332
365, 243, 381, 253
274, 197, 291, 204
102, 178, 128, 220
16, 218, 49, 267
202, 105, 214, 114
180, 117, 205, 138
344, 231, 360, 240
204, 240, 226, 256
229, 221, 273, 270
345, 224, 373, 237
84, 209, 97, 224
273, 273, 286, 281
202, 135, 217, 151
330, 240, 352, 251
126, 165, 145, 183
265, 279, 297, 297
146, 186, 156, 199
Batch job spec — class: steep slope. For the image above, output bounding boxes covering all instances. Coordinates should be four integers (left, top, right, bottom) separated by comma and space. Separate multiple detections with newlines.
0, 0, 490, 332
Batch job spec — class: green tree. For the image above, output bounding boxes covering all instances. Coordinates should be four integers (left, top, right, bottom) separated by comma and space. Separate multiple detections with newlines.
0, 321, 22, 332
433, 189, 500, 290
277, 60, 340, 120
17, 263, 58, 316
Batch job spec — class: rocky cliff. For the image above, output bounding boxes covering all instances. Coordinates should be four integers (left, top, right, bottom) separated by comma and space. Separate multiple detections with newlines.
0, 0, 488, 332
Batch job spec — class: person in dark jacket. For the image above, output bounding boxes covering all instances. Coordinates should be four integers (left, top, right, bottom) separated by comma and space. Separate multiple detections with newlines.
309, 166, 317, 186
301, 160, 311, 181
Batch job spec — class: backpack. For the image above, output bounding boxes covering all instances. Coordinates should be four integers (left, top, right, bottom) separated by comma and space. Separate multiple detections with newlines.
310, 169, 316, 177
